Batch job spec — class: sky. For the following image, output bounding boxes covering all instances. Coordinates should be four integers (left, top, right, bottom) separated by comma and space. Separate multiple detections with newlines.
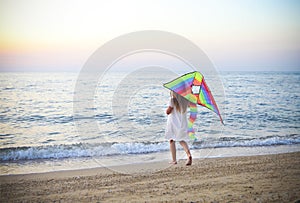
0, 0, 299, 72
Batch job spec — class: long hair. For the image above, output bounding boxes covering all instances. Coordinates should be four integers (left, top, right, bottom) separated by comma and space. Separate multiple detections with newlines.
171, 91, 189, 113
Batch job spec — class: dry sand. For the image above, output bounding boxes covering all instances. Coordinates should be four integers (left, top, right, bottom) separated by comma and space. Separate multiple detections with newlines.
1, 152, 300, 202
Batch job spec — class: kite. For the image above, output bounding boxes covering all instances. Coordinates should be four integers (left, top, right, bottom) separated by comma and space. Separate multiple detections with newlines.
163, 71, 223, 140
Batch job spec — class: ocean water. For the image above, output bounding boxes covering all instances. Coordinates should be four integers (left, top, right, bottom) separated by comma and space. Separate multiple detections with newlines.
0, 71, 299, 174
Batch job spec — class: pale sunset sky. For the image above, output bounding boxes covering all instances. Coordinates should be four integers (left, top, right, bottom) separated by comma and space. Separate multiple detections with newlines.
0, 0, 299, 72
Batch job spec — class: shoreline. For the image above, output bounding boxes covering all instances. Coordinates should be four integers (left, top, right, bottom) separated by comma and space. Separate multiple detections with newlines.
1, 144, 300, 176
1, 151, 300, 202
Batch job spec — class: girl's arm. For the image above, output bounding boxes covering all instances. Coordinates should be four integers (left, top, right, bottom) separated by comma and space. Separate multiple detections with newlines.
166, 106, 173, 115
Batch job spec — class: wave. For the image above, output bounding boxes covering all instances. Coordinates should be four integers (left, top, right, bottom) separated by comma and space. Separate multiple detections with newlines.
0, 135, 299, 162
0, 142, 169, 162
199, 135, 300, 148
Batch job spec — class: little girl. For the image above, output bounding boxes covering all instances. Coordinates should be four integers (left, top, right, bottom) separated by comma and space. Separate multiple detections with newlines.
165, 91, 192, 166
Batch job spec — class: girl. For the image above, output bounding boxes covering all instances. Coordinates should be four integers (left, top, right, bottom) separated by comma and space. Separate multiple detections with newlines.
165, 91, 192, 166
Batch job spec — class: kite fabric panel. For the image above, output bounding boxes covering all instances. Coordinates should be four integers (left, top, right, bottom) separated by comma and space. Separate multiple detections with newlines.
187, 102, 197, 140
163, 71, 223, 140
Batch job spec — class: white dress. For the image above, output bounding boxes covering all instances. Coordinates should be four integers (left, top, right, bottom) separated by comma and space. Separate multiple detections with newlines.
165, 98, 189, 141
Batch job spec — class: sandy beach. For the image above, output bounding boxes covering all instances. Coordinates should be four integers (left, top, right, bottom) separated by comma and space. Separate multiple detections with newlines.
1, 152, 300, 202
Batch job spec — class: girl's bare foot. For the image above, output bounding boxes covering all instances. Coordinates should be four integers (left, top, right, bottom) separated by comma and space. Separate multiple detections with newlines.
186, 156, 192, 166
169, 161, 177, 165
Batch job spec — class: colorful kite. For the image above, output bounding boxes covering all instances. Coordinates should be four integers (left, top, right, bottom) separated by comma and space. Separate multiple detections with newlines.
163, 71, 223, 140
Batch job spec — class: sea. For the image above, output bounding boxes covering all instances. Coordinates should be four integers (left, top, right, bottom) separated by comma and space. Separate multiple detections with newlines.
0, 71, 299, 175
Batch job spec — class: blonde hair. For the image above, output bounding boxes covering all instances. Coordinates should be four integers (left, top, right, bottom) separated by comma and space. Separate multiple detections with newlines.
171, 91, 189, 113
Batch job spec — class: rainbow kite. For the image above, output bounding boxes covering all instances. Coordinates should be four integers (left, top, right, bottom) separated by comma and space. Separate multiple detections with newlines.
163, 71, 223, 140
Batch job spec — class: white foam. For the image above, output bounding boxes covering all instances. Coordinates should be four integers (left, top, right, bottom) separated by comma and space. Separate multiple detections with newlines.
1, 135, 300, 162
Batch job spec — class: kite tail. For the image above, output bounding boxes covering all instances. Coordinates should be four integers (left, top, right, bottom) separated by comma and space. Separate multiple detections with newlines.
188, 102, 197, 141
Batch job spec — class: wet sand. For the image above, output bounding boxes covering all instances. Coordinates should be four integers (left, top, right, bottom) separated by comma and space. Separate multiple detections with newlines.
1, 152, 300, 202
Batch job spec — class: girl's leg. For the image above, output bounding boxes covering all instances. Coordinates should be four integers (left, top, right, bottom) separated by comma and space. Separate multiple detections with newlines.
179, 141, 192, 166
169, 139, 177, 164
